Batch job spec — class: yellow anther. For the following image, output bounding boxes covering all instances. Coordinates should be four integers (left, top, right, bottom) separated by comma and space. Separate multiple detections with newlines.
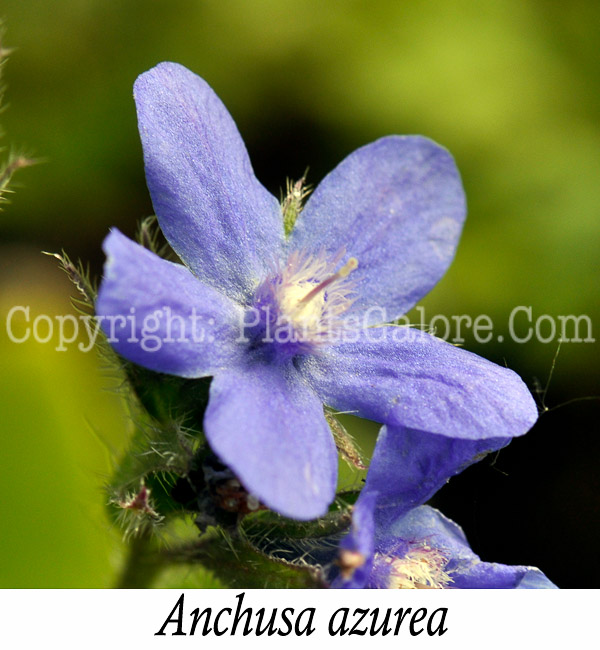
338, 257, 358, 278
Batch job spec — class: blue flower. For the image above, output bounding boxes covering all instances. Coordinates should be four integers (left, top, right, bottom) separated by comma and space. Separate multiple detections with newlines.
331, 420, 557, 588
334, 498, 556, 589
96, 62, 538, 520
334, 493, 557, 589
333, 442, 556, 589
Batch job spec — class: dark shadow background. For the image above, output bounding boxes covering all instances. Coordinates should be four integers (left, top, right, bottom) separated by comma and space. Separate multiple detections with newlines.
1, 0, 598, 587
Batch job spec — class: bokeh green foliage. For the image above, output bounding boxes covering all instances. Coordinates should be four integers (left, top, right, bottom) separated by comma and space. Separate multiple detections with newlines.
0, 256, 126, 587
1, 0, 598, 586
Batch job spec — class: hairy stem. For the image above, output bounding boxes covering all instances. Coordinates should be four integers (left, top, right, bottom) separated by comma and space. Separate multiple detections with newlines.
114, 530, 165, 589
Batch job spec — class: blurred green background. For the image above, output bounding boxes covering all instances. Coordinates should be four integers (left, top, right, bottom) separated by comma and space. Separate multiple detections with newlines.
0, 0, 598, 587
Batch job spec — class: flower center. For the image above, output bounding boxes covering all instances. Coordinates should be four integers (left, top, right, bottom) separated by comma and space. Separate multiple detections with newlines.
378, 545, 453, 589
282, 255, 358, 326
250, 248, 358, 352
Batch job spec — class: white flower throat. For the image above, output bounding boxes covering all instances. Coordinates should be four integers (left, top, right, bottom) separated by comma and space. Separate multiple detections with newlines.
255, 248, 358, 347
281, 253, 357, 325
380, 545, 454, 590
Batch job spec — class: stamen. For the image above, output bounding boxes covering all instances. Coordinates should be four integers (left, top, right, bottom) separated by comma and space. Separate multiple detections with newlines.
378, 545, 453, 590
297, 257, 358, 307
338, 549, 367, 580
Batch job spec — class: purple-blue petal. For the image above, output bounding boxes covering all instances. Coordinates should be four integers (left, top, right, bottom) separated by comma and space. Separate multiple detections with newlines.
96, 229, 244, 377
364, 425, 509, 521
450, 560, 558, 589
341, 491, 378, 558
298, 326, 538, 440
380, 506, 557, 589
134, 62, 283, 301
332, 492, 377, 589
289, 136, 466, 324
203, 361, 337, 520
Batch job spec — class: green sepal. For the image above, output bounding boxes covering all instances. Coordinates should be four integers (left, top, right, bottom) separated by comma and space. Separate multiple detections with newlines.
159, 527, 325, 588
124, 364, 211, 429
238, 496, 359, 576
